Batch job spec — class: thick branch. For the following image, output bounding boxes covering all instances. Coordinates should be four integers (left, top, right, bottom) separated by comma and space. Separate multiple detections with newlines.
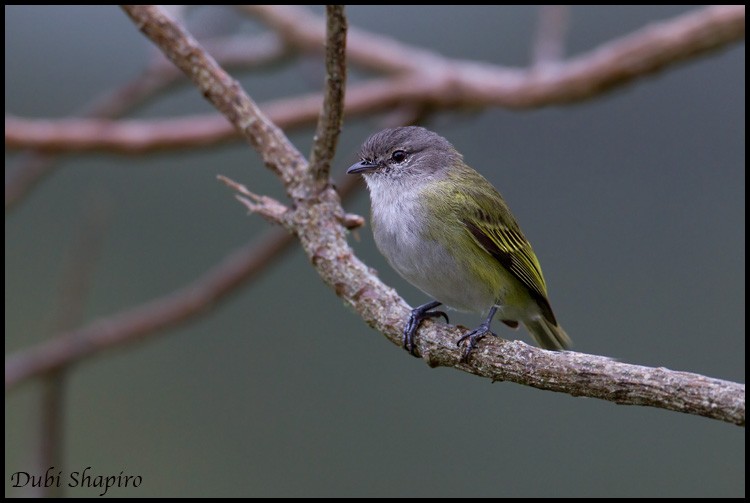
7, 5, 743, 428
113, 6, 745, 425
416, 332, 745, 426
248, 4, 745, 107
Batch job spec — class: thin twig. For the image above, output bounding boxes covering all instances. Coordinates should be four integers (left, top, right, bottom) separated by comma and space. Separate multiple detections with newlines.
216, 175, 291, 226
308, 5, 347, 193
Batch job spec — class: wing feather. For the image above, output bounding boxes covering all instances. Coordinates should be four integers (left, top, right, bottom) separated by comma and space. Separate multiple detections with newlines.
452, 181, 557, 325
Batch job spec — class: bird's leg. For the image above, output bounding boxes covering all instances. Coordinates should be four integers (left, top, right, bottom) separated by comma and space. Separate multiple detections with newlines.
456, 306, 498, 362
404, 300, 449, 357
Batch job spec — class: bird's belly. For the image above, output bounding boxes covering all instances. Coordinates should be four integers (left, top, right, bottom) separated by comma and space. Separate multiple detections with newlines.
375, 225, 497, 313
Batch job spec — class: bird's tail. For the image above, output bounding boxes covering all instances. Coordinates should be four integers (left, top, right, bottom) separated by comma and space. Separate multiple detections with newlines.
523, 317, 571, 350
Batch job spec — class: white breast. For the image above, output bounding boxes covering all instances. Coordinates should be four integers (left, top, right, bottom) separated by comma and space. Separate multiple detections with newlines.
367, 176, 426, 278
365, 175, 496, 313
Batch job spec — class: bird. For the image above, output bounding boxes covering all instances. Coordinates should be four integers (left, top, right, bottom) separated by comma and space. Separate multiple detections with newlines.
347, 126, 570, 359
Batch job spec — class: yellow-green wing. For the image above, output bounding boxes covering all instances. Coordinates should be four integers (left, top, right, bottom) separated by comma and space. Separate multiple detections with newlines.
469, 219, 546, 294
451, 173, 557, 325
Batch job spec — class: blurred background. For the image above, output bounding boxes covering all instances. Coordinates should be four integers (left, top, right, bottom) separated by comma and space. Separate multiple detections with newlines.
5, 5, 744, 497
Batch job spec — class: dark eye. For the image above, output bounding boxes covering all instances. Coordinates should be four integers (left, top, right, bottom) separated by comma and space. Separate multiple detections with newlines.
391, 150, 407, 163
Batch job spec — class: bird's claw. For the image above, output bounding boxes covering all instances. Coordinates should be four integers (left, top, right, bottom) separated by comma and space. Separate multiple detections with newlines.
403, 306, 449, 357
456, 324, 495, 362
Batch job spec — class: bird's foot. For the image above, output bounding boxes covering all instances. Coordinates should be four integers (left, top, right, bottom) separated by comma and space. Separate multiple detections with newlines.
404, 301, 449, 357
456, 323, 496, 362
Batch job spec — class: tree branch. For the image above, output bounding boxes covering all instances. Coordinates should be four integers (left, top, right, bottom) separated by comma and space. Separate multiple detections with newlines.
4, 32, 288, 212
216, 175, 291, 227
5, 6, 743, 428
5, 227, 295, 390
246, 4, 744, 107
308, 5, 347, 193
122, 5, 313, 202
6, 6, 743, 155
4, 170, 364, 391
113, 5, 744, 426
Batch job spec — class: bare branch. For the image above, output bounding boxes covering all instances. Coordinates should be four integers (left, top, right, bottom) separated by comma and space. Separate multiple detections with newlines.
163, 6, 744, 425
416, 333, 745, 426
6, 5, 744, 428
5, 228, 295, 390
122, 5, 310, 201
217, 175, 290, 227
248, 4, 744, 101
4, 114, 235, 154
5, 32, 287, 212
8, 6, 743, 155
4, 172, 364, 391
308, 5, 347, 193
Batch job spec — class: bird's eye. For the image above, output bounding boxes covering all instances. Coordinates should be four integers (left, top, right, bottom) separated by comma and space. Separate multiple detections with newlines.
391, 150, 407, 163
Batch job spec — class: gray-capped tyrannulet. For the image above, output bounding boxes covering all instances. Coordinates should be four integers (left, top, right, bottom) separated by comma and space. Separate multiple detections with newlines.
347, 126, 570, 359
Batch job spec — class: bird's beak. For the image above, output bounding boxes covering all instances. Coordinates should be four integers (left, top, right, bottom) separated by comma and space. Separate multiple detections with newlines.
347, 160, 379, 174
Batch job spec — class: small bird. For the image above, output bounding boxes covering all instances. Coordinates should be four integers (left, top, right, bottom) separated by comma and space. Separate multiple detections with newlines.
347, 126, 570, 359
